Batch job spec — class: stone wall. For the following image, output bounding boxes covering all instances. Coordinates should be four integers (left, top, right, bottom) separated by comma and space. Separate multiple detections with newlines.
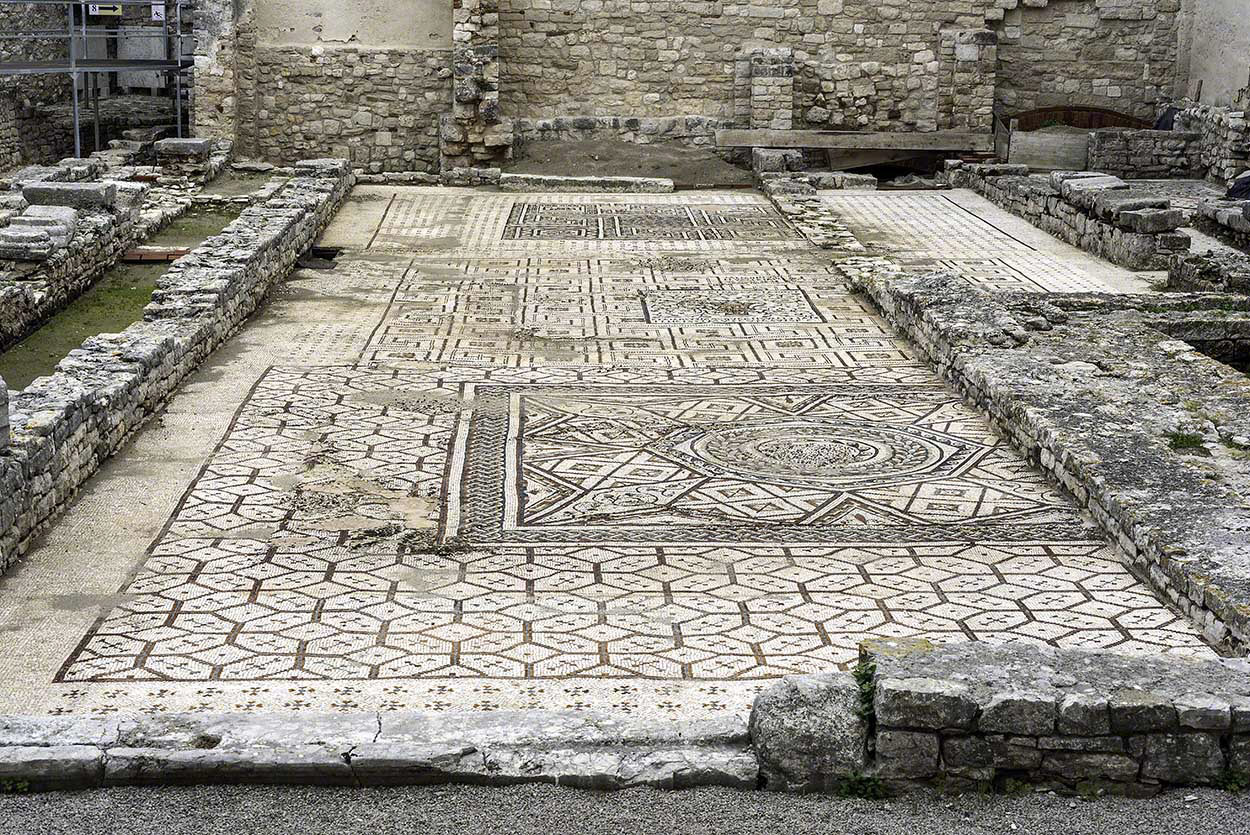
247, 46, 450, 173
0, 181, 145, 352
838, 263, 1250, 649
1087, 128, 1201, 179
1193, 198, 1250, 252
513, 116, 733, 153
1175, 104, 1250, 186
187, 0, 1188, 171
993, 0, 1186, 123
752, 640, 1250, 794
497, 0, 1180, 131
0, 159, 353, 571
945, 162, 1191, 269
1186, 0, 1250, 109
192, 0, 248, 143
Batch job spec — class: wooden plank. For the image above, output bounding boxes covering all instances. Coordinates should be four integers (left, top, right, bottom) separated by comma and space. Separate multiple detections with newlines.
716, 129, 994, 152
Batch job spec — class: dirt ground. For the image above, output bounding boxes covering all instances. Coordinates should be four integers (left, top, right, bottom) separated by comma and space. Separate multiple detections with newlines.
506, 139, 755, 187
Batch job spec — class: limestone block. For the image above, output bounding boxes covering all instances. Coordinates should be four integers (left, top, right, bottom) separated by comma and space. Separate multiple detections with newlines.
875, 677, 977, 731
154, 138, 214, 159
1140, 734, 1226, 784
749, 673, 869, 791
22, 182, 117, 210
875, 730, 939, 778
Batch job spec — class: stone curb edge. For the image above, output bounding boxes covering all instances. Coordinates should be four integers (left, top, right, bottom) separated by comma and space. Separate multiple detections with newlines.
0, 711, 755, 791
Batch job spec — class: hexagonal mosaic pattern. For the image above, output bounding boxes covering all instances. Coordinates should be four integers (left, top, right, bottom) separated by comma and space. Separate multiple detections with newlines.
40, 189, 1213, 720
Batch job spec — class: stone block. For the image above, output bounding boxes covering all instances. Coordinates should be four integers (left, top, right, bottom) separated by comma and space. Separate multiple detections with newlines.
1115, 209, 1184, 233
154, 138, 214, 158
22, 182, 117, 210
875, 730, 939, 778
1058, 693, 1111, 735
979, 691, 1056, 735
0, 746, 104, 788
749, 673, 869, 791
1231, 735, 1250, 771
1140, 733, 1226, 784
942, 735, 992, 768
0, 226, 53, 261
752, 148, 803, 173
1175, 694, 1233, 731
1040, 751, 1140, 783
875, 677, 978, 731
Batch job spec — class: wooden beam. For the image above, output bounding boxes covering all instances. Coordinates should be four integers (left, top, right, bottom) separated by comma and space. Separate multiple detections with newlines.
716, 129, 994, 152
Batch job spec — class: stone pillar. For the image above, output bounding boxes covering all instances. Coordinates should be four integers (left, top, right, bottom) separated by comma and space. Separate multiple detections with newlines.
440, 0, 513, 181
191, 0, 235, 139
0, 374, 8, 453
750, 49, 795, 131
0, 95, 19, 170
939, 30, 998, 131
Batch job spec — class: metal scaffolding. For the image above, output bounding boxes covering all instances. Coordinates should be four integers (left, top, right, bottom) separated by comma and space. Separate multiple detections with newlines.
0, 1, 193, 158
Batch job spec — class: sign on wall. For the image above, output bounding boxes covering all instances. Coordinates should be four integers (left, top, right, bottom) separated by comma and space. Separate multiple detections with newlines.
87, 4, 123, 15
152, 3, 167, 22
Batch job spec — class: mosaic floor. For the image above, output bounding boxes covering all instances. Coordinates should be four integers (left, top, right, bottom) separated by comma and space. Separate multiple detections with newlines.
821, 189, 1158, 293
3, 187, 1212, 721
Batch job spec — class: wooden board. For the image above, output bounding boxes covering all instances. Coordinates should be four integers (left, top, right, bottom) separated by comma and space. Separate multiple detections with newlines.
716, 129, 994, 152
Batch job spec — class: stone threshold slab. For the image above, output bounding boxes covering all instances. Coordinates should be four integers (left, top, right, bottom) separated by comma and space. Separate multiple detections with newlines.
0, 711, 755, 791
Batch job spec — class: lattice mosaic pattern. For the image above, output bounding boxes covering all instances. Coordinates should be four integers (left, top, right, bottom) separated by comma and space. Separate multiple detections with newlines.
820, 191, 1141, 292
502, 202, 802, 241
360, 255, 913, 368
58, 366, 1209, 685
371, 190, 812, 255
45, 189, 1215, 718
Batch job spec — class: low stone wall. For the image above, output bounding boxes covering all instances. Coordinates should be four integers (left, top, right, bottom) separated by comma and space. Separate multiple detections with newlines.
0, 159, 354, 571
1174, 104, 1250, 187
0, 710, 753, 790
945, 162, 1190, 269
1194, 198, 1250, 252
752, 640, 1250, 795
841, 264, 1250, 650
3, 639, 1250, 794
1169, 251, 1250, 295
1087, 129, 1200, 180
498, 173, 674, 193
0, 182, 148, 352
759, 175, 866, 253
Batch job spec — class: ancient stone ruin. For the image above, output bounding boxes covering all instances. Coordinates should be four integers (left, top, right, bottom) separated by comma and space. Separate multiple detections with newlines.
0, 0, 1249, 817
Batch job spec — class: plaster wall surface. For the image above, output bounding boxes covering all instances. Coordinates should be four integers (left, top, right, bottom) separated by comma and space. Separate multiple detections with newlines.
1187, 0, 1250, 107
255, 0, 452, 48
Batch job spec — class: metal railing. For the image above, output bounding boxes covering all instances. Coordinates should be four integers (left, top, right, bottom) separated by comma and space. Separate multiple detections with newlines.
0, 1, 194, 157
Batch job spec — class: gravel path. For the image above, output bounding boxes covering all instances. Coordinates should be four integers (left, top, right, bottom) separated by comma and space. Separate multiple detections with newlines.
3, 784, 1248, 834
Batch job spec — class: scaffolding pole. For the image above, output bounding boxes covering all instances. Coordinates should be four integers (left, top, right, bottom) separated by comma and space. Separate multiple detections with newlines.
0, 1, 195, 157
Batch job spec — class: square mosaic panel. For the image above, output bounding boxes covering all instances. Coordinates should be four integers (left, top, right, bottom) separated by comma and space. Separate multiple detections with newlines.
446, 382, 1093, 546
642, 289, 824, 324
502, 202, 802, 242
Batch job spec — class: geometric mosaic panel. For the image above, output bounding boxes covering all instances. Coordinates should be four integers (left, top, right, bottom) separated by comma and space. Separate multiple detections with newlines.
55, 366, 1207, 686
449, 383, 1094, 545
503, 202, 802, 241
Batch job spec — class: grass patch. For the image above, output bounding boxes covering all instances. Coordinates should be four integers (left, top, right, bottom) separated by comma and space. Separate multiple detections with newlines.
1217, 769, 1250, 793
834, 772, 891, 800
1167, 432, 1207, 451
853, 660, 876, 718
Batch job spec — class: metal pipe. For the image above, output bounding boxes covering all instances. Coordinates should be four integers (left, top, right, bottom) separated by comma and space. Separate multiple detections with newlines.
68, 2, 79, 158
93, 71, 101, 152
174, 1, 182, 138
